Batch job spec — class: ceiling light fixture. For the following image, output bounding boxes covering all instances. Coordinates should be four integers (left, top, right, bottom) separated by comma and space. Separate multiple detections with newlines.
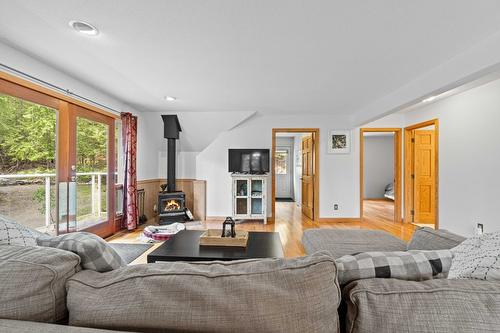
165, 96, 177, 102
422, 95, 437, 103
69, 20, 99, 36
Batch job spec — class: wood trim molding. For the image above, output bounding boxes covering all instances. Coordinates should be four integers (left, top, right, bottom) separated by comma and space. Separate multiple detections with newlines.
404, 119, 439, 228
404, 119, 438, 131
137, 179, 163, 185
359, 128, 402, 223
0, 70, 119, 119
272, 128, 320, 223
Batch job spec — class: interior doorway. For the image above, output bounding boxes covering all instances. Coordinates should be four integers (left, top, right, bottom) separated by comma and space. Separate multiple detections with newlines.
404, 119, 439, 228
272, 129, 319, 223
360, 128, 402, 223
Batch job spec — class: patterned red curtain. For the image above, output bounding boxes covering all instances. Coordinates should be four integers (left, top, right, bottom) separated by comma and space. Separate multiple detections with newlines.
121, 112, 138, 230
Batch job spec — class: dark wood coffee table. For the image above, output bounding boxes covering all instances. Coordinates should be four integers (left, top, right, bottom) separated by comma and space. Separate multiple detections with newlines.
147, 230, 284, 262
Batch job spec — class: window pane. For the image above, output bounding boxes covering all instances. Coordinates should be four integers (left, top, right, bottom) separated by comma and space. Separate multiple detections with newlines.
0, 93, 57, 234
275, 150, 288, 175
75, 117, 108, 230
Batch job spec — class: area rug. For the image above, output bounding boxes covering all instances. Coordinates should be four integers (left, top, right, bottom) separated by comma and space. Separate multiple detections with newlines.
276, 198, 295, 202
108, 243, 154, 264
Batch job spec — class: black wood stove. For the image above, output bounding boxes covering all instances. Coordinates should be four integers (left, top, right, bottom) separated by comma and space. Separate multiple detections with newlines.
158, 115, 187, 225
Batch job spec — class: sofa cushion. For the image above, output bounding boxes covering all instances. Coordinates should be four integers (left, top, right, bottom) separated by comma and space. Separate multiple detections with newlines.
67, 253, 340, 333
37, 232, 126, 272
0, 245, 81, 323
302, 229, 407, 258
407, 227, 465, 250
336, 250, 452, 285
0, 215, 45, 246
448, 232, 500, 281
343, 278, 500, 332
0, 319, 130, 333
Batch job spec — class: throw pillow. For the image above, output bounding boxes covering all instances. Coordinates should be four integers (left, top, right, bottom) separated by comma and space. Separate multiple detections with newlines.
336, 250, 453, 285
448, 232, 500, 281
407, 227, 466, 251
0, 214, 45, 246
37, 232, 126, 272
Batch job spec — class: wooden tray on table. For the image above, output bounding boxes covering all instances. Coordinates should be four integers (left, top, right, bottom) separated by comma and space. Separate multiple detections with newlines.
199, 229, 249, 247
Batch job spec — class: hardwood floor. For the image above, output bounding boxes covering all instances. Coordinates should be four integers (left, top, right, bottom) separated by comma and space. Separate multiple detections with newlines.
108, 201, 417, 264
363, 199, 394, 224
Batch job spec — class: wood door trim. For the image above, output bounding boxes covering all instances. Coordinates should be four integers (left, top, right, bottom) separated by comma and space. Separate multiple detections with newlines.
404, 119, 439, 228
271, 128, 320, 223
0, 78, 60, 109
0, 71, 119, 119
359, 128, 402, 223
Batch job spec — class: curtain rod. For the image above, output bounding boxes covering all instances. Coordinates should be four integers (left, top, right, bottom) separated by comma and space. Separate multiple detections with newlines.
0, 63, 121, 114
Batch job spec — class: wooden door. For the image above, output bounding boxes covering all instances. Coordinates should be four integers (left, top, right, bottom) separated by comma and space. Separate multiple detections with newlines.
413, 130, 436, 224
301, 135, 314, 219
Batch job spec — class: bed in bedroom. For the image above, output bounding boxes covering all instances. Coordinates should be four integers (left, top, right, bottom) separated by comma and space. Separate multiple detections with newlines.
384, 182, 394, 200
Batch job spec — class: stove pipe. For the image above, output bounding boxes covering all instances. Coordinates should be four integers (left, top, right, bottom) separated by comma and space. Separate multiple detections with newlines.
161, 115, 182, 192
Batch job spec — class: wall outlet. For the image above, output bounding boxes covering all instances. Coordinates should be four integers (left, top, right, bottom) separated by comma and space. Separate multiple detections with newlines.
476, 223, 484, 235
333, 204, 339, 211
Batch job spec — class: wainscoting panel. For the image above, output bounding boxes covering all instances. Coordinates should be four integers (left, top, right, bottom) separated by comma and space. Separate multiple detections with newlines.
137, 179, 207, 222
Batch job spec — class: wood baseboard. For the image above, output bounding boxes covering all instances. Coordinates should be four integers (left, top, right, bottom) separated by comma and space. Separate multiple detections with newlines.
319, 217, 361, 223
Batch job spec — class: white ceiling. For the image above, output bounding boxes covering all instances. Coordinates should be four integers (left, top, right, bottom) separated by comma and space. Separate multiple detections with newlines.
2, 1, 500, 118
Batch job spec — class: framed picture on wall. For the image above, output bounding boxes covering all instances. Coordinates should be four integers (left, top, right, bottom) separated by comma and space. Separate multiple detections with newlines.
328, 130, 351, 154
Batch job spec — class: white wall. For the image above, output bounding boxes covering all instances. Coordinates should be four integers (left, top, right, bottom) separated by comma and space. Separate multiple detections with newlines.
196, 114, 356, 218
363, 135, 394, 198
360, 78, 500, 236
402, 79, 500, 235
136, 112, 163, 180
158, 149, 198, 180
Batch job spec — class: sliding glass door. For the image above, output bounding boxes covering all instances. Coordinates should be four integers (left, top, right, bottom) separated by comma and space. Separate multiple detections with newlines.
0, 77, 117, 238
0, 81, 58, 234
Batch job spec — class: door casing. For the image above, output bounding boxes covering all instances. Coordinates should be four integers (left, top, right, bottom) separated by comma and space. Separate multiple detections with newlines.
359, 128, 402, 223
271, 128, 319, 222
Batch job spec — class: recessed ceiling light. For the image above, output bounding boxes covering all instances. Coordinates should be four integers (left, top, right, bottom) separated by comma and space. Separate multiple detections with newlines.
165, 96, 177, 102
422, 96, 437, 103
69, 20, 99, 36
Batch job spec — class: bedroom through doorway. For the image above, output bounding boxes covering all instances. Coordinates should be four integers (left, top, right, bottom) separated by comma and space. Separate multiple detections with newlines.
360, 128, 402, 224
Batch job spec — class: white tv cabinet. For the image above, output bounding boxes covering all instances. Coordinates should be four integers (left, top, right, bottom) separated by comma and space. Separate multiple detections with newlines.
231, 173, 268, 224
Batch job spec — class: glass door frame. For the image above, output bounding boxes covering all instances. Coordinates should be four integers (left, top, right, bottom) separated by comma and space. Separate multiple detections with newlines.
0, 72, 118, 238
58, 103, 116, 237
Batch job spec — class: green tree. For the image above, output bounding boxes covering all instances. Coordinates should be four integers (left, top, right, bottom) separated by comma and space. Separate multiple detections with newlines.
0, 95, 108, 174
0, 95, 56, 172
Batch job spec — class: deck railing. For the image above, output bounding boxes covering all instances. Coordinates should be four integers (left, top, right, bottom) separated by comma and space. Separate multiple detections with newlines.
0, 172, 120, 228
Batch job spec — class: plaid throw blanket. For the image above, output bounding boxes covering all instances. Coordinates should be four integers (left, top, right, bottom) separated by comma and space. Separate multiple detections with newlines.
336, 250, 453, 285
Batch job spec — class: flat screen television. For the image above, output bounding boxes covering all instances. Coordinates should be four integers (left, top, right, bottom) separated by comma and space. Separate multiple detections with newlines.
228, 149, 270, 174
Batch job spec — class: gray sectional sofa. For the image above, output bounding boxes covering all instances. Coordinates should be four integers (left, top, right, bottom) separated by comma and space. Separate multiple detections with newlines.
303, 227, 500, 333
1, 227, 499, 332
0, 245, 340, 333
